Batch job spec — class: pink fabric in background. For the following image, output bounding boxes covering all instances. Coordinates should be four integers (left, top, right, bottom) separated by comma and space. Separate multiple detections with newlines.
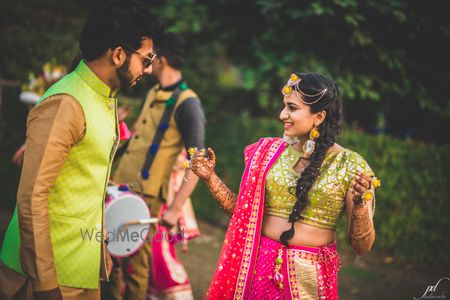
119, 121, 131, 141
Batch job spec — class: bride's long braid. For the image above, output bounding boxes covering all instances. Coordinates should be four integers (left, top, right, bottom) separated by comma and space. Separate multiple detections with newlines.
280, 73, 343, 246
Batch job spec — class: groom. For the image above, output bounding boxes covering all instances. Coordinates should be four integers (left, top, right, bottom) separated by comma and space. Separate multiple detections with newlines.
0, 1, 163, 299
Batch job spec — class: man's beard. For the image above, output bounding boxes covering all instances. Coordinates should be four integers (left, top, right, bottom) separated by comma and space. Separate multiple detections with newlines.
116, 59, 135, 92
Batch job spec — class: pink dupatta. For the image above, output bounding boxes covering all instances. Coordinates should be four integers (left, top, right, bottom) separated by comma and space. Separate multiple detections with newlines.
206, 137, 286, 300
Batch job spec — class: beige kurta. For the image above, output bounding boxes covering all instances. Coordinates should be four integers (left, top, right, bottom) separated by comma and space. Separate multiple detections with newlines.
0, 95, 101, 299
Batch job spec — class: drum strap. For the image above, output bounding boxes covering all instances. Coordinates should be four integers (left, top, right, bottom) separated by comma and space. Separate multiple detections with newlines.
140, 83, 187, 179
114, 139, 129, 160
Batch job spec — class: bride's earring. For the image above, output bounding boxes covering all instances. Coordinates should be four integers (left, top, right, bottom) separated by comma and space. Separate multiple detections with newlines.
303, 126, 320, 158
283, 133, 300, 145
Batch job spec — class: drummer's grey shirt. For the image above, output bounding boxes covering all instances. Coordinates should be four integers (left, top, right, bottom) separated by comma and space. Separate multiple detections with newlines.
161, 78, 206, 151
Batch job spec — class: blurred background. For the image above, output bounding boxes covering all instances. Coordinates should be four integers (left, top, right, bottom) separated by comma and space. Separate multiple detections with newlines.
0, 0, 449, 299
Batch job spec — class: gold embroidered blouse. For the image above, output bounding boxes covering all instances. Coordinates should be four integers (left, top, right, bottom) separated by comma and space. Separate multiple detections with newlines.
265, 145, 374, 230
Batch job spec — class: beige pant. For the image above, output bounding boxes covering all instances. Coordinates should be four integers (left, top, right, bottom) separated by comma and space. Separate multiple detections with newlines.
0, 261, 100, 300
59, 285, 100, 300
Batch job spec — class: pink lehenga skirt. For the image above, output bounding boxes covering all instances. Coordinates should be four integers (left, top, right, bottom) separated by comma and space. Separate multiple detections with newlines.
249, 236, 341, 300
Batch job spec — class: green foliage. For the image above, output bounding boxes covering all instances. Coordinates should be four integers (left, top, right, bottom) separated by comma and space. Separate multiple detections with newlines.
0, 0, 84, 79
151, 0, 450, 143
1, 0, 449, 141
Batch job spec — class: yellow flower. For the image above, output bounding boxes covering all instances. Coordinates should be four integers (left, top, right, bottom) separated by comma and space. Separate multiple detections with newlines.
290, 74, 298, 82
373, 178, 381, 188
188, 147, 196, 156
282, 85, 292, 95
183, 161, 190, 169
362, 191, 374, 201
310, 128, 320, 139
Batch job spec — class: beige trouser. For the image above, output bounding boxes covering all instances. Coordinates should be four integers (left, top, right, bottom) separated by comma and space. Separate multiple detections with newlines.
0, 261, 100, 300
59, 286, 100, 300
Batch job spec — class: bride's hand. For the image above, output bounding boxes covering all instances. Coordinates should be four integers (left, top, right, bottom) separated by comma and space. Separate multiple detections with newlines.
190, 147, 216, 181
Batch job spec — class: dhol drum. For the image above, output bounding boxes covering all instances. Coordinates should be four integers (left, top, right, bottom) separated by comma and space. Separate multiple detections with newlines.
105, 185, 158, 258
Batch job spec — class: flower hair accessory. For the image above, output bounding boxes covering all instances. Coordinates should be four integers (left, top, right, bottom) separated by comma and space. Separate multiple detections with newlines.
281, 73, 328, 105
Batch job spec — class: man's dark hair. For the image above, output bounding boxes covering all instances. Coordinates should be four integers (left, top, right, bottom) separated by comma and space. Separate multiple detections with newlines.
79, 0, 164, 61
155, 32, 185, 70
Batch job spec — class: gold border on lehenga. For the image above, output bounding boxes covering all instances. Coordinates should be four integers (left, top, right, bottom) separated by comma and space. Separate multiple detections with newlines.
287, 249, 320, 300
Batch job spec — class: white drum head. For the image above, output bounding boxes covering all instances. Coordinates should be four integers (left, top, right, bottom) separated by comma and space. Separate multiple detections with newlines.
105, 192, 151, 257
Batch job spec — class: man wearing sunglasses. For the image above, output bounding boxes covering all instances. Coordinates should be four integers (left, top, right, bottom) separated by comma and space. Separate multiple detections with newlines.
108, 32, 206, 300
0, 1, 163, 300
120, 47, 158, 92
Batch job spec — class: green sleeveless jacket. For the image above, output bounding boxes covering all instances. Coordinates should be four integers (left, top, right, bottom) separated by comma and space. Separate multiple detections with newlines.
0, 60, 119, 289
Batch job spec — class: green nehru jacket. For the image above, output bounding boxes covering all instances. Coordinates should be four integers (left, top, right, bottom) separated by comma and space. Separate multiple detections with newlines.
0, 60, 119, 289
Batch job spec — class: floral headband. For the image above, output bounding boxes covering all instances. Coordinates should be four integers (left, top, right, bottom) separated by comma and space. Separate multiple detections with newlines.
281, 73, 328, 105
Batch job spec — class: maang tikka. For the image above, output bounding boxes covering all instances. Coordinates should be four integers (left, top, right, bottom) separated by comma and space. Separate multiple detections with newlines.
281, 73, 328, 105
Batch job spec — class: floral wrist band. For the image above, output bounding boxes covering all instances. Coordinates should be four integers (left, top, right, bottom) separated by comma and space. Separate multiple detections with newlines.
183, 147, 198, 170
359, 177, 381, 203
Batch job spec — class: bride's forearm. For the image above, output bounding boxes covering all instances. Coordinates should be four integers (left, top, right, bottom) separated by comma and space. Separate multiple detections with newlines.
349, 203, 375, 255
205, 173, 237, 217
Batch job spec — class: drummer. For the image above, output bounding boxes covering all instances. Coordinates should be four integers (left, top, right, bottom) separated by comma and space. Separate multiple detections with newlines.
107, 32, 206, 300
